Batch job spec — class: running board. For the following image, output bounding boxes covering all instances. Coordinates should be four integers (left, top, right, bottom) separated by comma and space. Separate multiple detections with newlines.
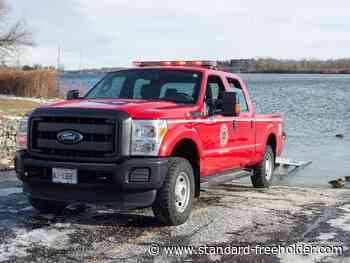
200, 169, 252, 188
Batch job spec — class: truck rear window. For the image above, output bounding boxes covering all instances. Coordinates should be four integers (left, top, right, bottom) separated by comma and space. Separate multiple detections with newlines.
85, 69, 203, 104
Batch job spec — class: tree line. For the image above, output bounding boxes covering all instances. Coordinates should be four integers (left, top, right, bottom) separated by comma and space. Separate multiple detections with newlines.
219, 58, 350, 74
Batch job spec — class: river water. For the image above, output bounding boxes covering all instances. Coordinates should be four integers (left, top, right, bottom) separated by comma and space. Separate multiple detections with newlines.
59, 73, 350, 187
242, 74, 350, 187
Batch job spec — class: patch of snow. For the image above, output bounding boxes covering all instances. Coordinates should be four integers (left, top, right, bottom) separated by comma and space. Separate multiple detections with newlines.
0, 227, 75, 261
0, 95, 58, 104
280, 253, 327, 263
328, 204, 350, 232
20, 228, 73, 248
54, 223, 72, 228
317, 232, 337, 241
208, 254, 222, 261
278, 242, 344, 263
0, 115, 22, 121
0, 242, 28, 262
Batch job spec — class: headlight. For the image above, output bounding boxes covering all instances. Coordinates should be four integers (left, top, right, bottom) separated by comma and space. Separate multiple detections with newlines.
131, 120, 168, 156
16, 117, 28, 150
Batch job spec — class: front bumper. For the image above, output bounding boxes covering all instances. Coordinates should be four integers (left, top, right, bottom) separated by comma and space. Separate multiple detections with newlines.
15, 151, 169, 209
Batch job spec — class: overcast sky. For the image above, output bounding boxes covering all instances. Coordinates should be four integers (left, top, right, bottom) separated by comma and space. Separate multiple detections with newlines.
9, 0, 350, 70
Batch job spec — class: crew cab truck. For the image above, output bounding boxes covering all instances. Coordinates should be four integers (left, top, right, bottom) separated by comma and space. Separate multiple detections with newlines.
15, 61, 284, 225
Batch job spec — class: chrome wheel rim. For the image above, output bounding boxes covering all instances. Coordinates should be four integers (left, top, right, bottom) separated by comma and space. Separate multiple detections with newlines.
174, 172, 190, 213
265, 153, 273, 181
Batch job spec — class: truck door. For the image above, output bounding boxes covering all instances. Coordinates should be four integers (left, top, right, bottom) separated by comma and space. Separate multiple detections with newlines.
195, 75, 239, 175
226, 77, 255, 166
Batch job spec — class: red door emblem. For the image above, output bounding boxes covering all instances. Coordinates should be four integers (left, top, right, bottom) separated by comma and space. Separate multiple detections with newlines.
220, 124, 229, 147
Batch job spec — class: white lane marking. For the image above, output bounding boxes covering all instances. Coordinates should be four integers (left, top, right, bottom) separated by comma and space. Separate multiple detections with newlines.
0, 188, 22, 197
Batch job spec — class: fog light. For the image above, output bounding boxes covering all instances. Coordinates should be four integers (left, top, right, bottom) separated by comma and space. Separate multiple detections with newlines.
129, 168, 150, 183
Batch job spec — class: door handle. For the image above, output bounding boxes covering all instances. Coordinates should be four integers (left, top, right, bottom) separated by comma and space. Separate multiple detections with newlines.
232, 120, 237, 129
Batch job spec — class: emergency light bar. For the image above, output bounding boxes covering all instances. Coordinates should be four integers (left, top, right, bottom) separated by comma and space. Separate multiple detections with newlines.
132, 60, 218, 69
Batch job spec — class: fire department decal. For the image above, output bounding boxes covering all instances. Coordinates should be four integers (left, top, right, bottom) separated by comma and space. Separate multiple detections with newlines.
220, 124, 229, 147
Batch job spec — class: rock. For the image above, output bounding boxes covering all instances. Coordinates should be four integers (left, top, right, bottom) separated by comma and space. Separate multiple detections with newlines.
0, 117, 20, 169
329, 178, 345, 188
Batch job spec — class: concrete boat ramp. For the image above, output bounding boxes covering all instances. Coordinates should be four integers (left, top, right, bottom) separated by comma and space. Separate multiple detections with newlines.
0, 169, 349, 262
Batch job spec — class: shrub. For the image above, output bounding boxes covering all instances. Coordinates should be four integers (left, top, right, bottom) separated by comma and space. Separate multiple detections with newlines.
0, 69, 58, 98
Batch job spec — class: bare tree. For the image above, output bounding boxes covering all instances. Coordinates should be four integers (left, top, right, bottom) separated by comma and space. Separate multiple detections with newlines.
0, 0, 33, 60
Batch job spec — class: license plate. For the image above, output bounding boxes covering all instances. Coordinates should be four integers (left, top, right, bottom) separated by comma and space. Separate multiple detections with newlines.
52, 168, 77, 184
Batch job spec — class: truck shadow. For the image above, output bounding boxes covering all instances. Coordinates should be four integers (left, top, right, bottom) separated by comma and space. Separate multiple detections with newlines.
0, 192, 161, 229
60, 205, 161, 228
1, 182, 267, 231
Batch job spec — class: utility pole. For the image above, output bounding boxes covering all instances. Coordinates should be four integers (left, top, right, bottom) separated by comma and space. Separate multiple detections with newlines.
79, 49, 83, 71
57, 44, 61, 72
56, 44, 61, 97
16, 50, 21, 69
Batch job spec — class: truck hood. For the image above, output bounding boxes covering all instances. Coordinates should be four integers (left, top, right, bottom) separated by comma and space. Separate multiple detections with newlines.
40, 99, 197, 119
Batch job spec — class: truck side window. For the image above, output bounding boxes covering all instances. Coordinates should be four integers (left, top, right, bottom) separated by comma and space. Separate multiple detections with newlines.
226, 78, 249, 113
205, 75, 226, 115
206, 75, 225, 100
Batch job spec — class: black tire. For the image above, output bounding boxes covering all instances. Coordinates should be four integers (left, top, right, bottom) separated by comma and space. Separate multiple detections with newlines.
251, 145, 275, 188
29, 197, 68, 214
152, 157, 195, 226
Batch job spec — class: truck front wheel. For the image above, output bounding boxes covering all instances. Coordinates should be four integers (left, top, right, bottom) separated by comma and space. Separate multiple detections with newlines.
29, 197, 68, 215
251, 145, 275, 188
152, 157, 195, 226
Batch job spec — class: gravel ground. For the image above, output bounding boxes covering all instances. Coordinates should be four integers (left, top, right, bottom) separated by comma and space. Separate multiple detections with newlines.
0, 170, 349, 263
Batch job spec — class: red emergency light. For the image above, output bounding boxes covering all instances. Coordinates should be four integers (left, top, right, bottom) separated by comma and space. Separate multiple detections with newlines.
132, 60, 218, 69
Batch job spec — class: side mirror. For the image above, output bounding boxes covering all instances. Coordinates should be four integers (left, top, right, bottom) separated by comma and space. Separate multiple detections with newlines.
66, 89, 80, 100
222, 91, 240, 116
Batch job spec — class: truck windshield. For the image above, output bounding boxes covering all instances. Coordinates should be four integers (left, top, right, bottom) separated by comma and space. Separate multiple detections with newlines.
85, 69, 203, 104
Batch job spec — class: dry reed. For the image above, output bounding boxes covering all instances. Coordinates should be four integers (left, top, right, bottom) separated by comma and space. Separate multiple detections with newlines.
0, 69, 58, 98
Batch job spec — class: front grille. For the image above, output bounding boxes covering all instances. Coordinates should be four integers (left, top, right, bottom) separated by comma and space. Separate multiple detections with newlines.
29, 116, 117, 161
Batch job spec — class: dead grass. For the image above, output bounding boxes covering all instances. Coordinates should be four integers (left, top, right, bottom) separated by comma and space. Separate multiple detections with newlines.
0, 69, 58, 98
0, 99, 41, 116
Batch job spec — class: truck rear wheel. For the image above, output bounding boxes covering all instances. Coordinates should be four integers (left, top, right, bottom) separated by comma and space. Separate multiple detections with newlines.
152, 157, 195, 226
251, 145, 275, 188
29, 197, 68, 215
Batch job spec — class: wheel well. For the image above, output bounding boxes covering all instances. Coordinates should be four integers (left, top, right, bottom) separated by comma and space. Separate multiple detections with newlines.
267, 134, 276, 158
171, 139, 200, 197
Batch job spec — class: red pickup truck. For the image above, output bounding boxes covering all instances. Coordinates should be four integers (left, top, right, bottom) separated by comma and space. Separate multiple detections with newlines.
15, 61, 284, 225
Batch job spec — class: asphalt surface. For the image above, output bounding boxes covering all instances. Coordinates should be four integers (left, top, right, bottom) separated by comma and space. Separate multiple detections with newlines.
0, 170, 349, 263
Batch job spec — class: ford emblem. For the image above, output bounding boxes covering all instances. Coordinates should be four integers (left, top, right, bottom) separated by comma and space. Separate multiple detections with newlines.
57, 130, 84, 145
